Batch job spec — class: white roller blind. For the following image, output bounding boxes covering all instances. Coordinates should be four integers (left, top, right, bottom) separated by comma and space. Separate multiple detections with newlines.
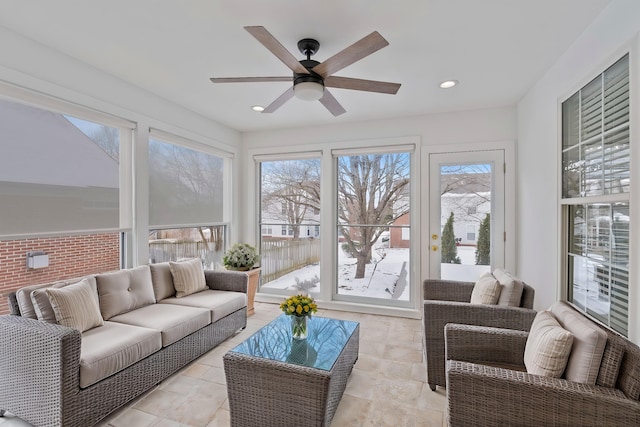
0, 97, 123, 237
148, 132, 225, 228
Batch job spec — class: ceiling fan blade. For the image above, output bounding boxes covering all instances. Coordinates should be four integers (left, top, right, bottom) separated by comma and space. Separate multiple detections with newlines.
325, 76, 401, 94
312, 31, 389, 78
319, 89, 346, 116
262, 87, 295, 113
244, 26, 309, 75
210, 77, 291, 83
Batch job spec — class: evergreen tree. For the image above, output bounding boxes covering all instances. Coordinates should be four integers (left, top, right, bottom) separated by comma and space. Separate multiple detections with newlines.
441, 212, 461, 264
475, 213, 491, 265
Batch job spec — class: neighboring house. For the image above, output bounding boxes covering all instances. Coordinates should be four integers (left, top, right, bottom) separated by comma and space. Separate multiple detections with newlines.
0, 99, 119, 236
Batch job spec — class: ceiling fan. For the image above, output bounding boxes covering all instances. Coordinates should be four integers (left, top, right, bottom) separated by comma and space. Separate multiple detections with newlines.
210, 26, 401, 116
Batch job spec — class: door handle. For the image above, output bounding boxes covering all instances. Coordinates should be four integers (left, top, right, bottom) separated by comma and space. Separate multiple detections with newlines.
431, 245, 438, 252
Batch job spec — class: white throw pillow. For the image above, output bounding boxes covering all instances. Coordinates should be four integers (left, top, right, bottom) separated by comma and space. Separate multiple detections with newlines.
470, 275, 501, 305
492, 268, 524, 307
524, 311, 574, 378
169, 258, 207, 298
45, 278, 104, 332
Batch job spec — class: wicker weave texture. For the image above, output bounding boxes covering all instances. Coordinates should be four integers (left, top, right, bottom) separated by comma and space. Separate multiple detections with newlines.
224, 324, 359, 427
423, 279, 537, 390
445, 317, 640, 426
0, 307, 247, 427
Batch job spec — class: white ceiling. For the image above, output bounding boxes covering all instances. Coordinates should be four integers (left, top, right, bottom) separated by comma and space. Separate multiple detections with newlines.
0, 0, 612, 133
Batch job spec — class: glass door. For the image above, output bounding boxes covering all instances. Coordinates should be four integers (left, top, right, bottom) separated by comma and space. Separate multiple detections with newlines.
428, 150, 505, 281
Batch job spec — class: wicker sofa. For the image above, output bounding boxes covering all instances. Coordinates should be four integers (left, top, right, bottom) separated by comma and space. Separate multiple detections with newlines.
445, 301, 640, 426
423, 270, 537, 391
0, 261, 248, 427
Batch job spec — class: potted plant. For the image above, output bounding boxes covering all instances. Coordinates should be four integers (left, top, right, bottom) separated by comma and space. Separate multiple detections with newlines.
223, 243, 259, 271
223, 243, 260, 315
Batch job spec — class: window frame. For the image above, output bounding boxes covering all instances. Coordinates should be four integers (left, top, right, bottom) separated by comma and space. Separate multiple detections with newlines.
560, 53, 631, 337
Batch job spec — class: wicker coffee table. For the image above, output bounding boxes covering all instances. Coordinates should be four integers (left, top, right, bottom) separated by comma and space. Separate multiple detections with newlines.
223, 314, 359, 427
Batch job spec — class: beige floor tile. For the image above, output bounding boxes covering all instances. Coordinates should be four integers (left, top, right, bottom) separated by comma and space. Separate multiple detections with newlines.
110, 408, 158, 427
331, 394, 372, 426
1, 304, 446, 427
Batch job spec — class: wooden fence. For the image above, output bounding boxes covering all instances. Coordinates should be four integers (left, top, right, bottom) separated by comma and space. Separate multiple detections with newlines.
148, 241, 222, 270
261, 239, 320, 284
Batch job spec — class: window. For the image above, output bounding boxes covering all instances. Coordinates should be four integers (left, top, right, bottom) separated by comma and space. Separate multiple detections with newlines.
148, 130, 230, 269
149, 226, 226, 270
467, 206, 477, 215
562, 55, 629, 336
466, 224, 476, 241
258, 157, 321, 294
0, 97, 131, 236
335, 150, 411, 302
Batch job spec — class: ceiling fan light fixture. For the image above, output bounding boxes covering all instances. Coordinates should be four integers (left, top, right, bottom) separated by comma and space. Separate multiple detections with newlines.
294, 81, 325, 101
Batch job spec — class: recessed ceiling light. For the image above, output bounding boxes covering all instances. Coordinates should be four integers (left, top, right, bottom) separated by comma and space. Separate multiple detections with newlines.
251, 105, 265, 112
439, 80, 458, 89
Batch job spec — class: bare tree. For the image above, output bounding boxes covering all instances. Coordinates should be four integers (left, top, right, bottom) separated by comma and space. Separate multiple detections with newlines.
338, 154, 409, 279
261, 160, 320, 240
90, 125, 119, 162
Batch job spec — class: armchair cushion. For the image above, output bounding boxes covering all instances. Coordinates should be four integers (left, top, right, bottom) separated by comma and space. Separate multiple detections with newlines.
524, 311, 574, 378
550, 301, 607, 385
470, 275, 501, 305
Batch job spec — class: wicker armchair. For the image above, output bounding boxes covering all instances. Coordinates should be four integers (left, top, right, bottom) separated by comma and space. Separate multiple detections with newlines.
445, 322, 640, 426
423, 278, 536, 391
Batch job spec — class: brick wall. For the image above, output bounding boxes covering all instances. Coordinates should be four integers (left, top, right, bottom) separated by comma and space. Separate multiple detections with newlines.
0, 233, 120, 315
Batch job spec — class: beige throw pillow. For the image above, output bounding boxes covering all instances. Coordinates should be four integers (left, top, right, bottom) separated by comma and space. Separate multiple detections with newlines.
470, 275, 501, 305
524, 311, 574, 378
45, 278, 104, 332
493, 268, 524, 307
549, 302, 607, 385
169, 258, 207, 298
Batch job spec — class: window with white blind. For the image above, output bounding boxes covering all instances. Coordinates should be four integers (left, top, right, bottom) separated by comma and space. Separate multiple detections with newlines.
562, 54, 630, 336
0, 94, 133, 237
147, 130, 231, 270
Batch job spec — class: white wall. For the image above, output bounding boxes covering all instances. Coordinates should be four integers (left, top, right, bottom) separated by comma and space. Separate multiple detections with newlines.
0, 25, 242, 263
517, 0, 640, 339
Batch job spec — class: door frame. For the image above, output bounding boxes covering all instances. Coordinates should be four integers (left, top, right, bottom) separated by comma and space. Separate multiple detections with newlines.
420, 141, 517, 284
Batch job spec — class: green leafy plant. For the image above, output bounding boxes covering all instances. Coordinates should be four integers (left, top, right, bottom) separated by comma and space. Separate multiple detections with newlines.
223, 243, 259, 270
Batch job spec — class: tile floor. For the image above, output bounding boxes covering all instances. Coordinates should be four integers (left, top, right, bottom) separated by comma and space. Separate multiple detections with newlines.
0, 302, 447, 427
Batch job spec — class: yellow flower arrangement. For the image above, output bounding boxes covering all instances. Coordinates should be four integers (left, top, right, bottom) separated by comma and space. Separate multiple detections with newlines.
280, 294, 318, 318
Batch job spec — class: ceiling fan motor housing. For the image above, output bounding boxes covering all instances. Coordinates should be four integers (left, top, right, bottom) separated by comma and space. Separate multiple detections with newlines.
294, 59, 324, 87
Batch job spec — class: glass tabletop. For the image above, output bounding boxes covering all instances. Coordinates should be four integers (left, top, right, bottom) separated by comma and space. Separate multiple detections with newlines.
229, 314, 359, 371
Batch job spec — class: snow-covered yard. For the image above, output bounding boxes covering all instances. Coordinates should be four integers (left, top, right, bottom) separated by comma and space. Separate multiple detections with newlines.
260, 243, 491, 301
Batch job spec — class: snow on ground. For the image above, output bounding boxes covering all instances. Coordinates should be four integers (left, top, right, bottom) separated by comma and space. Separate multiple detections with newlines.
261, 244, 491, 301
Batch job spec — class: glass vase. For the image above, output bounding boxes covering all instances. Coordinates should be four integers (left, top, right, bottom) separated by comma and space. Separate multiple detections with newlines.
291, 315, 308, 340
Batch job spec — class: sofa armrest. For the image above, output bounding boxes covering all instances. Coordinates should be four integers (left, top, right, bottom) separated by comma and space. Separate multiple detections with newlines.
446, 360, 640, 426
445, 323, 528, 367
0, 315, 81, 426
423, 279, 474, 302
204, 270, 248, 293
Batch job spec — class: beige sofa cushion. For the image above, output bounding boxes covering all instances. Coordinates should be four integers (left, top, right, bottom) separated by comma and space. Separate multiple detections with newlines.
470, 275, 501, 305
493, 268, 524, 307
159, 289, 247, 322
96, 266, 156, 320
45, 278, 104, 332
550, 301, 607, 385
80, 321, 162, 388
169, 258, 207, 298
109, 304, 210, 347
16, 283, 52, 319
31, 276, 98, 323
149, 262, 176, 301
524, 311, 574, 378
